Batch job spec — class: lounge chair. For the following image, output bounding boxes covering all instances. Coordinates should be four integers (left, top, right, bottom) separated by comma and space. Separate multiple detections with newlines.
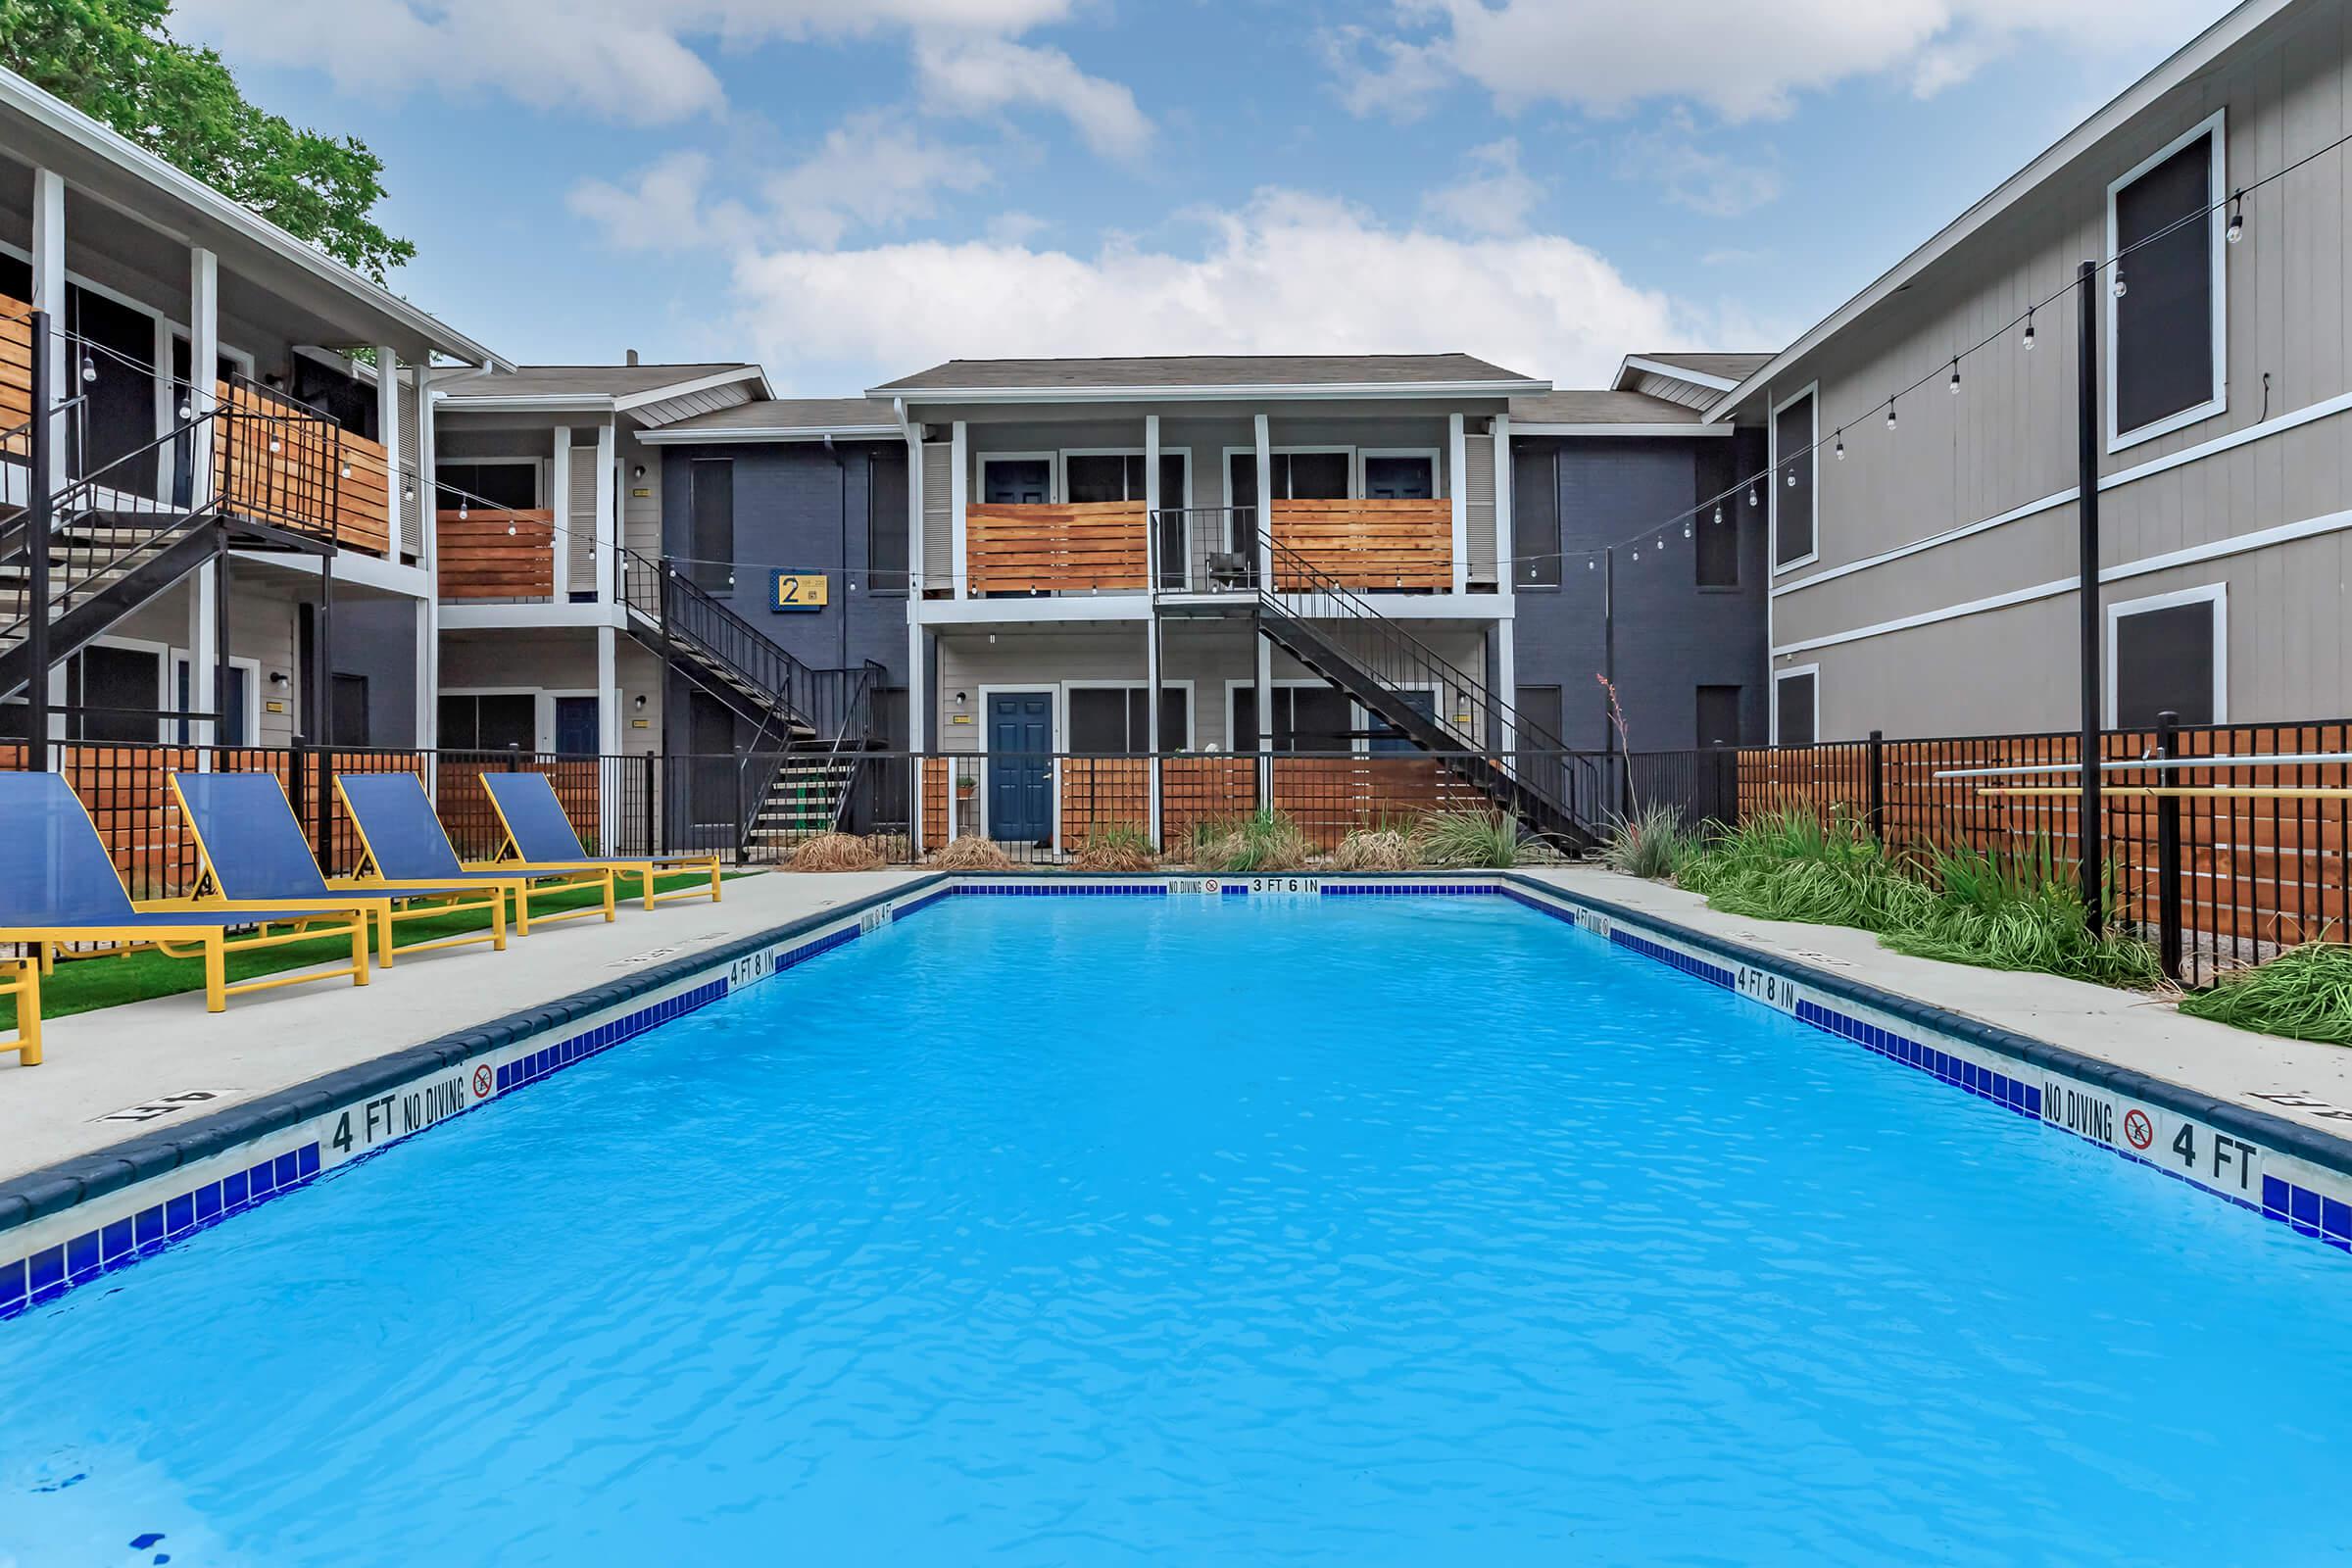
478, 770, 723, 911
0, 772, 368, 1013
336, 773, 614, 933
169, 771, 509, 967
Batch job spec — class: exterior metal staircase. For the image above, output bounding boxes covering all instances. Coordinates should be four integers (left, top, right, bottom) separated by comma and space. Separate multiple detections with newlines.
1248, 537, 1608, 850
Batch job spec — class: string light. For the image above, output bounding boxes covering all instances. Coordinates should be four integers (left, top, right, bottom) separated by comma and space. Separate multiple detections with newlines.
2227, 188, 2245, 244
1886, 400, 1897, 431
458, 502, 468, 519
1834, 429, 1844, 460
2112, 266, 2128, 299
1654, 536, 1664, 551
1713, 505, 1723, 525
1948, 358, 1961, 394
1746, 484, 1758, 508
338, 461, 353, 479
2022, 311, 2035, 350
78, 353, 95, 384
1682, 522, 1691, 538
1787, 466, 1797, 486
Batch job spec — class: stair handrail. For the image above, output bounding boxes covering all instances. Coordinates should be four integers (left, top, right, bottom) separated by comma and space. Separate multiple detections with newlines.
1257, 535, 1603, 834
620, 544, 822, 731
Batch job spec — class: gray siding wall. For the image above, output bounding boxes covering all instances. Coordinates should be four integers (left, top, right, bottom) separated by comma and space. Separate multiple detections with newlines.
1764, 2, 2352, 737
1510, 432, 1770, 751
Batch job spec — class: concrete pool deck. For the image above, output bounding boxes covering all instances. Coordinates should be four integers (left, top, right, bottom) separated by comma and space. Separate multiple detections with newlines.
1524, 866, 2352, 1151
0, 869, 928, 1182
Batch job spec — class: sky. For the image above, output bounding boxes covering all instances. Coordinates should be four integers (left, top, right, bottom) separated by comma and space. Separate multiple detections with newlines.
170, 0, 2239, 397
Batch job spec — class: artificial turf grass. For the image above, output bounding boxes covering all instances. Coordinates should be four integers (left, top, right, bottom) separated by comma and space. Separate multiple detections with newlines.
2, 872, 748, 1029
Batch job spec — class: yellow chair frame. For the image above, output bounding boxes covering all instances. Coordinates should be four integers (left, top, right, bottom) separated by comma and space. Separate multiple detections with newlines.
9, 914, 369, 1014
477, 783, 723, 912
166, 776, 511, 968
334, 774, 615, 935
3, 956, 40, 1066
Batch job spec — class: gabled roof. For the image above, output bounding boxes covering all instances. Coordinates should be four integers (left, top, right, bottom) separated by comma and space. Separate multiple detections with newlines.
1614, 353, 1774, 391
1710, 0, 2295, 417
436, 363, 768, 410
1508, 390, 1717, 431
640, 398, 905, 445
870, 353, 1547, 402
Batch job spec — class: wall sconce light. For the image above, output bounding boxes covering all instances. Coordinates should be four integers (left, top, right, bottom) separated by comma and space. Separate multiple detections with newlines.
632, 694, 647, 711
632, 464, 647, 480
269, 671, 289, 687
952, 691, 968, 710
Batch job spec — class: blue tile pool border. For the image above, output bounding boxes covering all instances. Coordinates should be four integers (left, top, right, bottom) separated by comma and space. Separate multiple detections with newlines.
8, 869, 2351, 1322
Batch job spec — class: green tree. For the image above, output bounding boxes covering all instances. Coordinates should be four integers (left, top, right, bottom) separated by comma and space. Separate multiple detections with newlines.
0, 0, 415, 282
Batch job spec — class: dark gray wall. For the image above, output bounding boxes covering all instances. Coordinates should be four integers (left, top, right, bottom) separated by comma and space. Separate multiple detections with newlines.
319, 599, 418, 747
657, 440, 909, 757
1510, 430, 1770, 752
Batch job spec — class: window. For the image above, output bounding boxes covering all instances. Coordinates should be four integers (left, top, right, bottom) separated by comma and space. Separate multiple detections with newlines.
1365, 688, 1438, 754
436, 462, 538, 511
1510, 444, 1560, 588
291, 354, 379, 440
69, 643, 163, 743
980, 457, 1052, 505
2109, 116, 2225, 446
332, 674, 371, 747
439, 693, 535, 752
1771, 387, 1815, 570
868, 449, 908, 596
1063, 452, 1188, 506
687, 459, 734, 592
1696, 685, 1742, 749
1362, 454, 1436, 499
2109, 586, 2223, 726
1773, 668, 1818, 747
1231, 685, 1350, 753
1513, 684, 1563, 746
1067, 686, 1191, 753
1227, 450, 1350, 506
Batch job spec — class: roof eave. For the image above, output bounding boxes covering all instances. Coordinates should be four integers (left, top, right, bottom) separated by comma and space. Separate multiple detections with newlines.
640, 423, 904, 445
612, 365, 770, 412
866, 378, 1554, 404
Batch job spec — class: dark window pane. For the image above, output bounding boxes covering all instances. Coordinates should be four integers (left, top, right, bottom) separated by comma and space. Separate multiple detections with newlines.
437, 695, 474, 750
1363, 456, 1434, 499
74, 644, 159, 742
437, 462, 537, 511
982, 459, 1051, 505
1227, 454, 1259, 556
1773, 394, 1814, 568
472, 694, 535, 753
1511, 444, 1560, 587
2115, 132, 2216, 436
688, 460, 734, 591
1157, 454, 1186, 508
1696, 685, 1741, 749
1366, 688, 1435, 754
868, 450, 908, 593
1287, 687, 1351, 752
1284, 451, 1350, 500
1159, 687, 1190, 751
69, 285, 158, 482
1231, 685, 1255, 753
2114, 600, 2216, 726
1064, 454, 1129, 503
1069, 688, 1132, 752
1514, 684, 1563, 746
1776, 673, 1817, 747
332, 673, 370, 747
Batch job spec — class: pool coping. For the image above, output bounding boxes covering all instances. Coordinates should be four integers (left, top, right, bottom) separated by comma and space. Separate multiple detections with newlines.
6, 867, 2349, 1318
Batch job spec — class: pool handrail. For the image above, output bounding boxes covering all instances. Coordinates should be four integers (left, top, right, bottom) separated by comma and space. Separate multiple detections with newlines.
168, 771, 511, 966
477, 771, 723, 912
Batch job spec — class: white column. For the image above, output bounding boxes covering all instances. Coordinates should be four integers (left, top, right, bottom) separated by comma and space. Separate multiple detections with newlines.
595, 419, 617, 603
1143, 413, 1160, 589
31, 169, 66, 471
1145, 620, 1162, 845
949, 419, 968, 600
414, 362, 439, 750
375, 345, 401, 555
907, 617, 927, 852
597, 623, 618, 852
1495, 621, 1518, 760
188, 248, 218, 506
549, 426, 571, 601
151, 315, 173, 500
1447, 413, 1469, 595
1493, 412, 1513, 604
413, 597, 432, 750
1253, 632, 1273, 808
903, 414, 923, 596
1252, 413, 1273, 587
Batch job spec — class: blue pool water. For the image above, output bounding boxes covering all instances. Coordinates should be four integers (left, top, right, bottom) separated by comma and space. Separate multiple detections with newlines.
3, 895, 2349, 1565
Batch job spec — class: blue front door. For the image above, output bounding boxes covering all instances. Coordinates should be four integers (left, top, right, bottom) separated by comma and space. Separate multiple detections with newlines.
988, 691, 1054, 844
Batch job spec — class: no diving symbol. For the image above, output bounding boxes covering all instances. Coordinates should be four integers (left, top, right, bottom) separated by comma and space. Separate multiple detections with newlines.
472, 1063, 495, 1101
2124, 1108, 2154, 1151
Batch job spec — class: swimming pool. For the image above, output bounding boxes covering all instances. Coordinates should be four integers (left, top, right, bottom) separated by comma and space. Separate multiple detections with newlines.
4, 887, 2350, 1564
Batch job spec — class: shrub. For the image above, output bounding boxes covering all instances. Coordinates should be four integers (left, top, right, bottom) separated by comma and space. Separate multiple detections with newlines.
2179, 941, 2352, 1045
1602, 800, 1692, 880
1071, 823, 1159, 873
1414, 808, 1525, 868
1328, 823, 1417, 871
1191, 809, 1313, 873
1679, 809, 1921, 930
928, 835, 1016, 871
1883, 839, 2162, 990
789, 832, 885, 872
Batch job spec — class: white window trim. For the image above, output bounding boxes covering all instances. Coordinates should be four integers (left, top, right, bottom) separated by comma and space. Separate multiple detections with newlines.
975, 451, 1060, 505
2105, 582, 2226, 727
1769, 381, 1819, 574
1058, 678, 1199, 754
1357, 447, 1442, 499
2105, 109, 2229, 454
167, 649, 263, 744
1771, 662, 1820, 746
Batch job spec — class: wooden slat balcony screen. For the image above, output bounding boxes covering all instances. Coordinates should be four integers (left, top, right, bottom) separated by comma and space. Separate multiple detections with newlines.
965, 502, 1147, 594
1270, 499, 1450, 591
212, 379, 392, 556
0, 294, 31, 432
437, 510, 557, 600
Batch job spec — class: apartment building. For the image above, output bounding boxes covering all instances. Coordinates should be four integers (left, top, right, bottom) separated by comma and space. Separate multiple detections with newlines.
0, 67, 504, 754
1715, 0, 2351, 742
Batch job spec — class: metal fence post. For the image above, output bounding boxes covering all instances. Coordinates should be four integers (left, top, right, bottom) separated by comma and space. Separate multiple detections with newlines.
25, 310, 51, 765
2156, 710, 2183, 983
1866, 729, 1886, 842
641, 752, 657, 858
504, 742, 519, 771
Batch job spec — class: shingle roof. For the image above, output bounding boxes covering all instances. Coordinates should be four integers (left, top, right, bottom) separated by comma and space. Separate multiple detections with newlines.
871, 353, 1544, 396
438, 364, 762, 402
645, 398, 902, 439
1509, 390, 1706, 425
1629, 353, 1776, 383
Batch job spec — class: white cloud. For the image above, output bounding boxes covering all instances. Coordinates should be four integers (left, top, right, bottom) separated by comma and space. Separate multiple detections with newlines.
1616, 119, 1781, 218
173, 0, 1100, 124
568, 152, 755, 253
1336, 0, 2231, 122
913, 35, 1153, 159
1421, 139, 1544, 237
725, 189, 1716, 393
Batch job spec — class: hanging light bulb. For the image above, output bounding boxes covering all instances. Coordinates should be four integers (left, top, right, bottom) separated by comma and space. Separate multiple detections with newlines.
1713, 504, 1724, 525
402, 479, 416, 502
727, 570, 736, 587
1654, 536, 1664, 551
1948, 358, 1961, 394
1886, 400, 1897, 431
2023, 311, 2036, 351
507, 522, 517, 536
338, 461, 353, 479
176, 402, 191, 420
459, 501, 468, 519
2226, 188, 2245, 245
1834, 429, 1845, 460
1682, 521, 1691, 538
1586, 558, 1595, 571
1787, 466, 1797, 486
79, 353, 95, 384
1746, 483, 1758, 508
1630, 550, 1640, 563
2112, 267, 2129, 299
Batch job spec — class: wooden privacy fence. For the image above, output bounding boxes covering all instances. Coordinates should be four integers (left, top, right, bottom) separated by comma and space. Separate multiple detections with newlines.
436, 510, 556, 600
1270, 499, 1450, 591
0, 293, 31, 430
213, 379, 394, 557
965, 503, 1147, 594
1735, 719, 2352, 983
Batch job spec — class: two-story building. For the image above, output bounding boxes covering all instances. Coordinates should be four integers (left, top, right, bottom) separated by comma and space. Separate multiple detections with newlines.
1716, 0, 2348, 743
0, 65, 505, 755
